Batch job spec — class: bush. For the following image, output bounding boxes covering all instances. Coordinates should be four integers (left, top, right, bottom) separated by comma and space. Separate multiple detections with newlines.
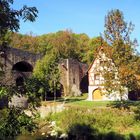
0, 108, 37, 139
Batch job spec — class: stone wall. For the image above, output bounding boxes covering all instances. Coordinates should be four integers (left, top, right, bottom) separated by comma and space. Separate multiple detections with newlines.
0, 46, 88, 97
0, 46, 41, 85
59, 58, 88, 96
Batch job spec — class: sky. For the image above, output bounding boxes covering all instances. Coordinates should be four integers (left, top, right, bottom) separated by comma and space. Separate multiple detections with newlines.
13, 0, 140, 51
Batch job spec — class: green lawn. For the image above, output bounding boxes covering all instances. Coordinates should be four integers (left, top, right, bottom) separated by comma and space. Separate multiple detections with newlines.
42, 93, 140, 109
65, 99, 140, 109
54, 93, 140, 109
54, 93, 112, 108
66, 100, 111, 108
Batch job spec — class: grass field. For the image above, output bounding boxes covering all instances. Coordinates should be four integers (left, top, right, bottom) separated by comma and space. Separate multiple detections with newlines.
52, 93, 140, 109
36, 94, 140, 139
65, 98, 110, 108
48, 93, 111, 108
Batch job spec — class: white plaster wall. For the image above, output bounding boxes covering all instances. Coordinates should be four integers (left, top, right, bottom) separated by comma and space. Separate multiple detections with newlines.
87, 86, 128, 101
103, 91, 128, 101
87, 85, 102, 101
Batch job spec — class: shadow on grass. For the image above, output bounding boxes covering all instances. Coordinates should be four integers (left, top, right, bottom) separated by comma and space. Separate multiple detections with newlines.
64, 98, 85, 104
53, 96, 86, 104
67, 124, 137, 140
27, 123, 140, 140
107, 100, 140, 110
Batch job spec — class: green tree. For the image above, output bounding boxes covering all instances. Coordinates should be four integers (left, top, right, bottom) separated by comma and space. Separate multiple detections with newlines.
0, 1, 38, 138
0, 108, 36, 138
74, 33, 90, 63
83, 36, 109, 65
33, 50, 60, 99
0, 0, 38, 37
0, 0, 38, 75
25, 77, 44, 108
103, 9, 140, 99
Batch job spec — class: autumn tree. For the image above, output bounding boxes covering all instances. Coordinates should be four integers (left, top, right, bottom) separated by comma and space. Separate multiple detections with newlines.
10, 32, 40, 52
103, 9, 140, 99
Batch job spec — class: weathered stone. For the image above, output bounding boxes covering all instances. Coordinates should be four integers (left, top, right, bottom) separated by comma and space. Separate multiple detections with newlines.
0, 46, 41, 85
9, 95, 28, 109
59, 58, 88, 96
0, 46, 88, 97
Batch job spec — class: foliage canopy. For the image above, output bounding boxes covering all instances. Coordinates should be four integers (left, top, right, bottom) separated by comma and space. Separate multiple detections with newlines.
103, 9, 140, 98
0, 0, 38, 36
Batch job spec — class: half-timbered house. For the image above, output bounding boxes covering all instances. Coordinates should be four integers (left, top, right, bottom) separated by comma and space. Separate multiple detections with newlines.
87, 46, 128, 101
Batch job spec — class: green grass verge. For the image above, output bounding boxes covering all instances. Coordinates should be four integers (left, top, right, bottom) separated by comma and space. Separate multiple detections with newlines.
43, 106, 140, 139
66, 100, 111, 108
43, 93, 140, 109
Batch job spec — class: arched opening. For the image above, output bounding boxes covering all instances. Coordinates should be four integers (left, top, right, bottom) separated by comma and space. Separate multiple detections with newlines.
16, 76, 24, 86
92, 88, 103, 100
56, 84, 64, 97
128, 90, 140, 101
12, 61, 33, 72
15, 76, 26, 94
80, 74, 88, 93
12, 61, 32, 95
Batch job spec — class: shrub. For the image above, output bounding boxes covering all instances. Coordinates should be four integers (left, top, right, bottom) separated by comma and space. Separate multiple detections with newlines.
0, 108, 37, 139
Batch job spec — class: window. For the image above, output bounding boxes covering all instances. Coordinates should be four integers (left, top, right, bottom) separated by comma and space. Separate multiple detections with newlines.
94, 74, 100, 80
100, 60, 107, 66
100, 61, 104, 65
73, 78, 75, 84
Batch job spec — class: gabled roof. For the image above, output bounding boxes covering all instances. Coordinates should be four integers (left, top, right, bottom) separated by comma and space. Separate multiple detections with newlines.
88, 45, 113, 72
88, 46, 104, 72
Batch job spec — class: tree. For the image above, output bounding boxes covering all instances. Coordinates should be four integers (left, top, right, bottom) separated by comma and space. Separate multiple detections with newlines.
103, 9, 140, 99
73, 33, 90, 63
10, 32, 40, 52
83, 36, 108, 65
33, 50, 60, 99
0, 0, 38, 75
49, 30, 80, 59
0, 1, 38, 137
0, 0, 38, 37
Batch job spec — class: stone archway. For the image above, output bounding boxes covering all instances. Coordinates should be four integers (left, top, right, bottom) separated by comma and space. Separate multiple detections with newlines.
10, 61, 33, 108
16, 76, 24, 86
12, 61, 33, 84
12, 61, 33, 72
92, 88, 103, 100
128, 90, 140, 101
80, 74, 88, 93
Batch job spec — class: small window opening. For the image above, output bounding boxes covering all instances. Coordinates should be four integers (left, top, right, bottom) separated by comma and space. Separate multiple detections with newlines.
73, 78, 76, 84
94, 74, 100, 80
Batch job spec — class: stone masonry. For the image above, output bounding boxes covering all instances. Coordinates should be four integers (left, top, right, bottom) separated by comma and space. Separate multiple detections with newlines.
0, 46, 88, 96
0, 45, 41, 85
